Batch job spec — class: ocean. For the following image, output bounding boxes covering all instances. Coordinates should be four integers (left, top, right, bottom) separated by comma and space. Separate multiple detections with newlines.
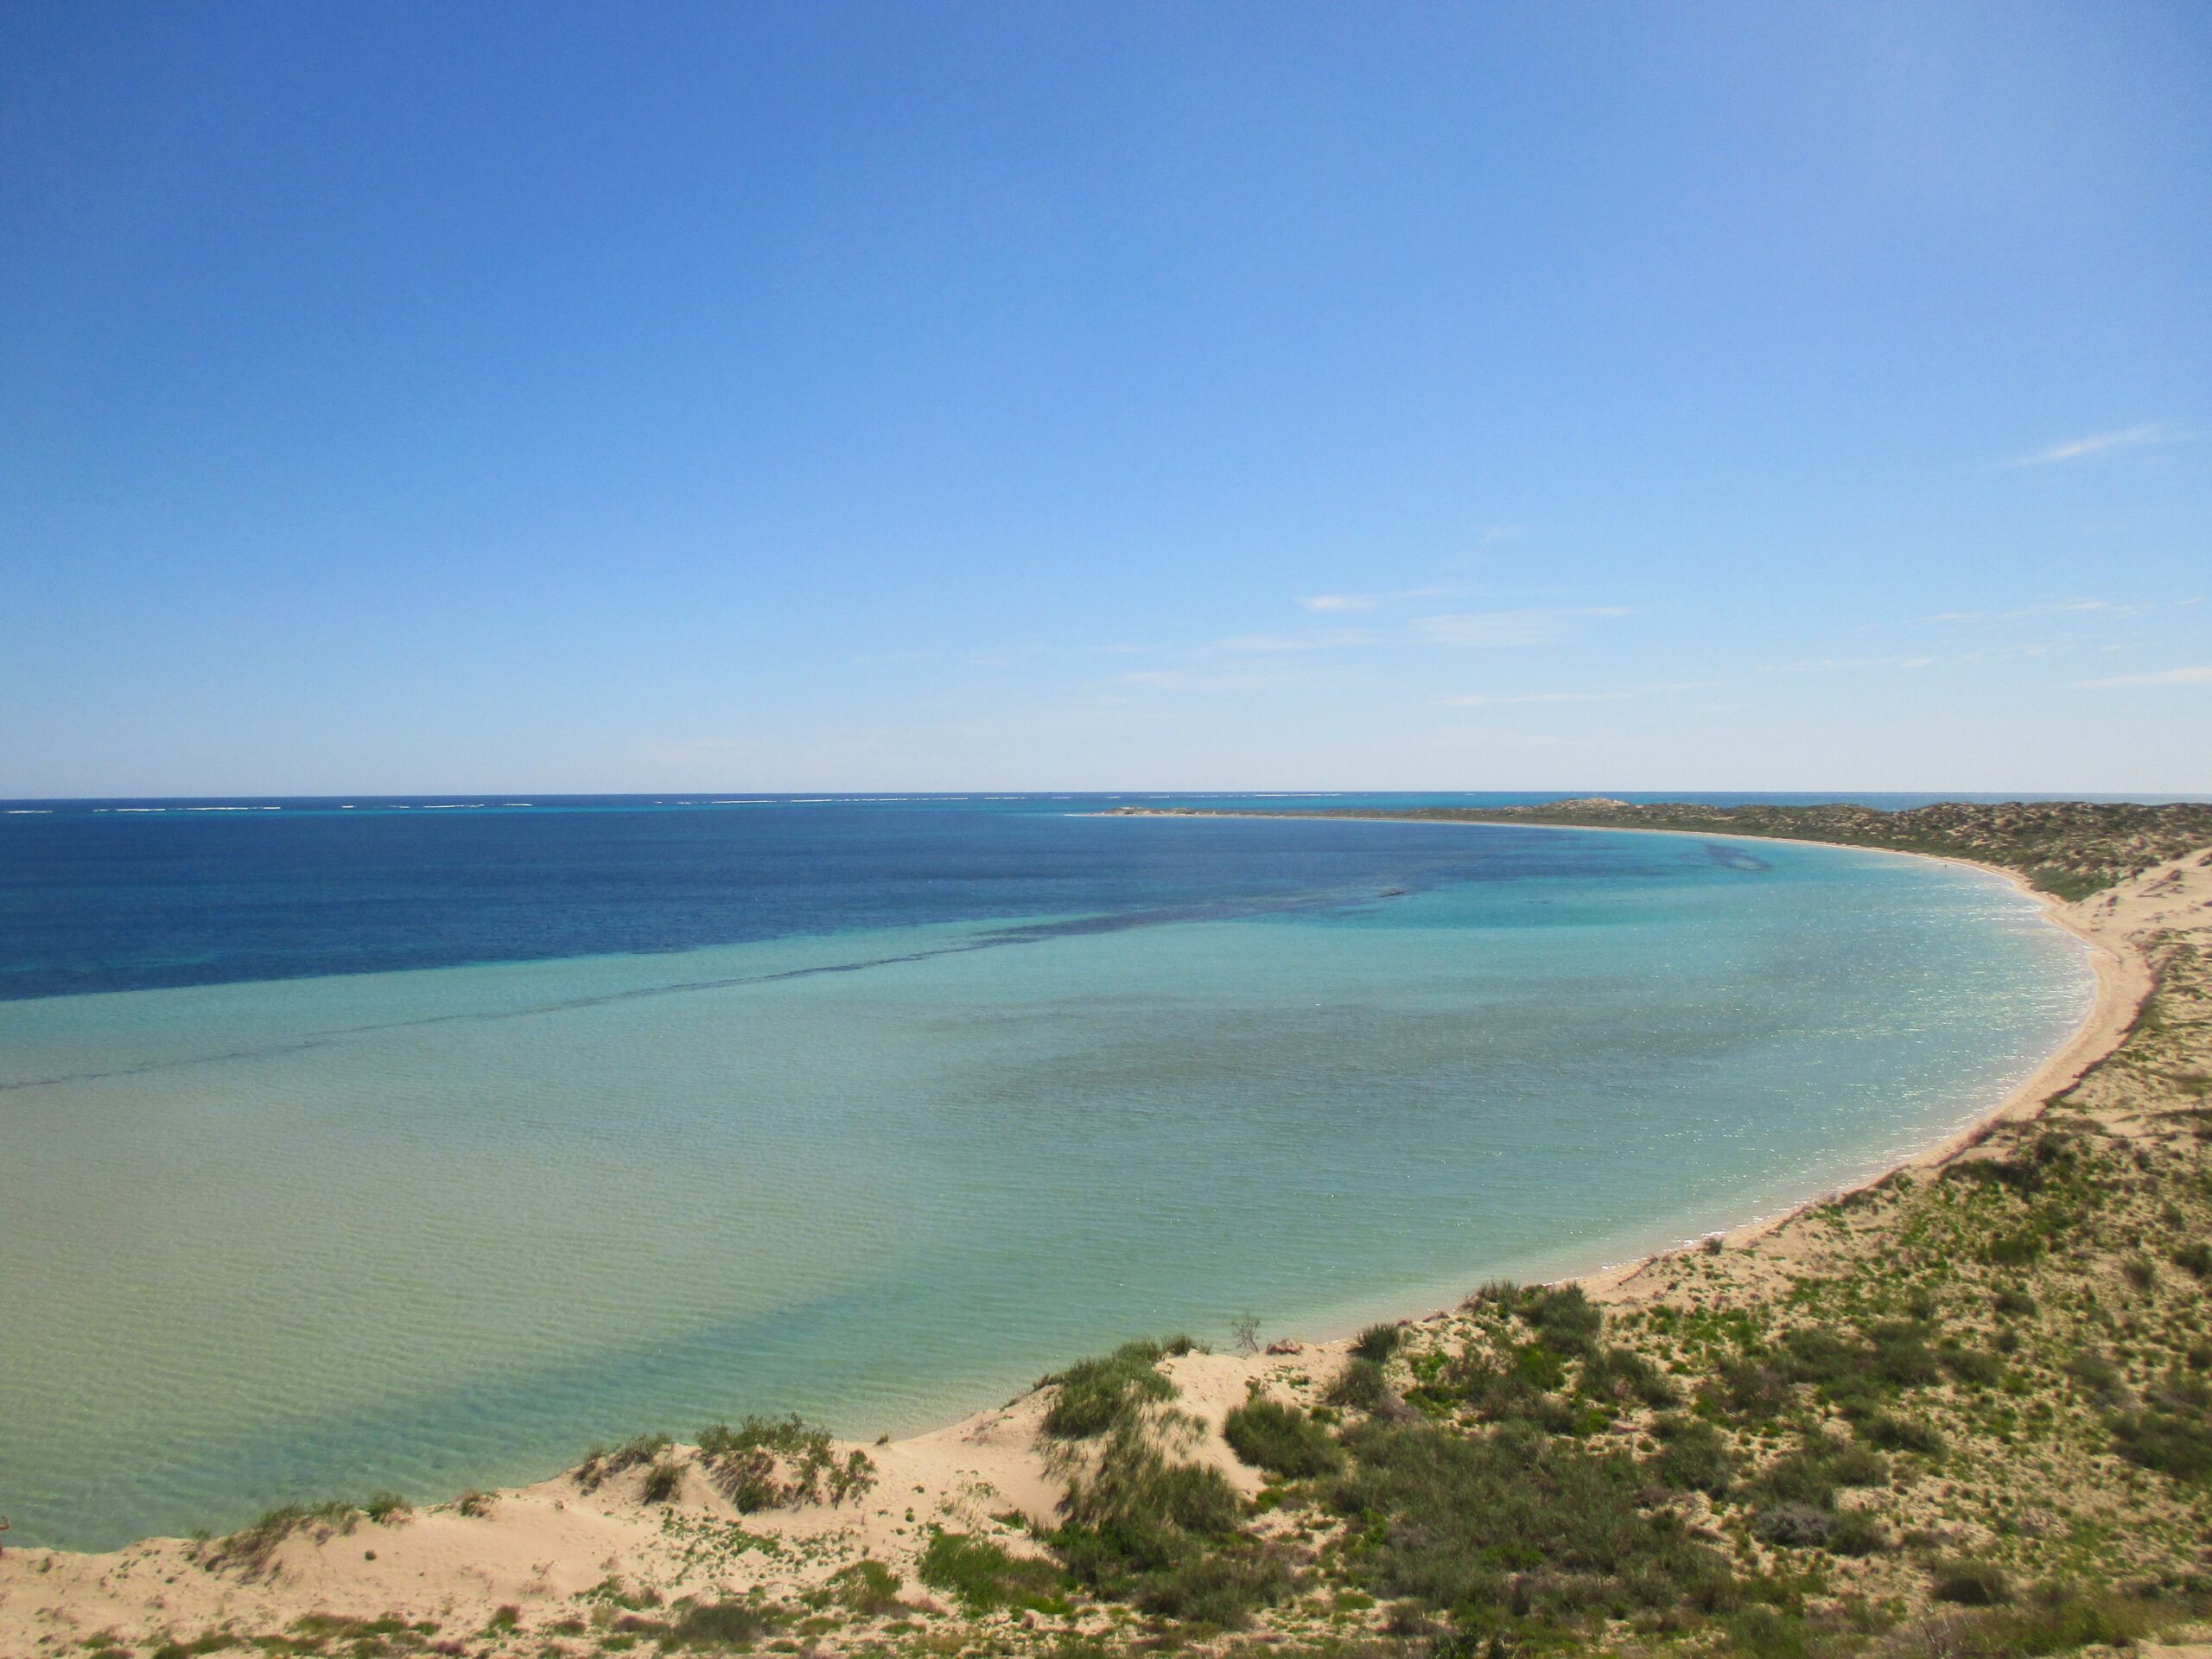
0, 793, 2092, 1548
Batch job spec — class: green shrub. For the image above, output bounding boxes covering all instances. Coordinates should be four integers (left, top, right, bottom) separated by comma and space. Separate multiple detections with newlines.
1646, 1417, 1734, 1497
918, 1529, 1068, 1613
640, 1459, 683, 1504
2173, 1241, 2212, 1278
362, 1491, 410, 1523
1708, 1357, 1791, 1421
2063, 1351, 2127, 1404
827, 1559, 905, 1617
1352, 1322, 1402, 1363
1779, 1325, 1866, 1387
1903, 1589, 2173, 1656
1930, 1557, 2013, 1606
1752, 1450, 1837, 1510
1050, 1414, 1282, 1627
665, 1598, 785, 1649
1521, 1285, 1604, 1356
693, 1416, 874, 1509
1325, 1417, 1736, 1624
203, 1500, 358, 1573
1326, 1356, 1391, 1414
1751, 1503, 1834, 1548
1441, 1345, 1573, 1429
1129, 1548, 1291, 1628
1866, 1320, 1942, 1388
1222, 1397, 1341, 1479
1041, 1341, 1177, 1439
1581, 1344, 1680, 1408
2109, 1400, 2212, 1479
575, 1431, 671, 1492
1862, 1413, 1945, 1456
1826, 1507, 1886, 1556
1939, 1344, 2005, 1389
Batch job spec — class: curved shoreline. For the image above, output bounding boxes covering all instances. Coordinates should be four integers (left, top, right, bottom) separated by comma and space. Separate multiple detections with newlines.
1109, 808, 2139, 1256
8, 837, 2203, 1656
11, 823, 2140, 1556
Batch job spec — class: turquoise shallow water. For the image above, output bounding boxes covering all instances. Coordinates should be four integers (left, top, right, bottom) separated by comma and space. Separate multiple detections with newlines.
0, 817, 2088, 1549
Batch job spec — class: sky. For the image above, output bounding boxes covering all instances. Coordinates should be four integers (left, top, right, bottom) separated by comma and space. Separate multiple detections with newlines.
3, 2, 2208, 797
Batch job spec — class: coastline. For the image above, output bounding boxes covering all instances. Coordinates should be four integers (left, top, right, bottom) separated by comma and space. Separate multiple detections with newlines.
3, 833, 2201, 1655
1107, 807, 2141, 1265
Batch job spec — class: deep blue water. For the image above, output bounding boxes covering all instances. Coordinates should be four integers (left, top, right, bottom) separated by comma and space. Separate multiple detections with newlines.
0, 790, 2126, 1000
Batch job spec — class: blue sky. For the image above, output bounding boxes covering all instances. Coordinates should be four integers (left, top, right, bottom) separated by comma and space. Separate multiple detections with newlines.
3, 2, 2207, 796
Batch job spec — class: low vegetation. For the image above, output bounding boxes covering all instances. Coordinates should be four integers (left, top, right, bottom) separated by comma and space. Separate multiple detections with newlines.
694, 1414, 878, 1510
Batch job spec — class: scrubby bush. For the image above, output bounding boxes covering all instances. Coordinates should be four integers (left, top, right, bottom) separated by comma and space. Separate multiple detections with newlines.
1325, 1416, 1736, 1624
2109, 1380, 2212, 1480
574, 1432, 671, 1492
1861, 1413, 1945, 1456
1041, 1341, 1177, 1439
1826, 1507, 1886, 1556
2063, 1351, 2128, 1404
1352, 1323, 1402, 1363
1128, 1549, 1291, 1627
918, 1529, 1068, 1613
1751, 1503, 1834, 1548
1049, 1414, 1284, 1629
1581, 1344, 1680, 1408
695, 1416, 875, 1510
1904, 1587, 2172, 1656
1222, 1397, 1340, 1479
1930, 1557, 2014, 1606
1866, 1320, 1943, 1388
1940, 1343, 2005, 1389
827, 1559, 905, 1617
1326, 1356, 1392, 1414
200, 1501, 358, 1573
1707, 1356, 1791, 1421
1646, 1416, 1734, 1497
665, 1597, 785, 1648
1520, 1285, 1604, 1356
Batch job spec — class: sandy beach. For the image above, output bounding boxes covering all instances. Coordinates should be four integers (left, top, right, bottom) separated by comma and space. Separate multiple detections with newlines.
5, 835, 2205, 1656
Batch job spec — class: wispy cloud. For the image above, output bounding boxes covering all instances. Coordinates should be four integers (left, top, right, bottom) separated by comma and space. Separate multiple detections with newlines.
1440, 680, 1713, 709
1295, 582, 1470, 614
1116, 667, 1293, 693
1442, 690, 1637, 707
1208, 628, 1376, 654
2004, 423, 2178, 467
1920, 598, 2153, 625
1767, 654, 1938, 674
1410, 607, 1629, 648
2075, 664, 2212, 689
